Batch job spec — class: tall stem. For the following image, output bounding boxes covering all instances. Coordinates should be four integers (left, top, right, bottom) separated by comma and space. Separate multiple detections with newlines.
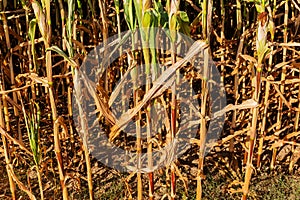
272, 0, 288, 170
54, 117, 69, 200
196, 48, 208, 200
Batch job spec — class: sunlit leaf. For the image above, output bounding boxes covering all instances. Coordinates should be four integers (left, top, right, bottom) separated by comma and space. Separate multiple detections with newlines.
46, 46, 77, 67
124, 0, 137, 31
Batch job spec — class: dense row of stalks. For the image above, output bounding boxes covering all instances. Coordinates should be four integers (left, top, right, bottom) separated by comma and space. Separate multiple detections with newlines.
0, 0, 299, 199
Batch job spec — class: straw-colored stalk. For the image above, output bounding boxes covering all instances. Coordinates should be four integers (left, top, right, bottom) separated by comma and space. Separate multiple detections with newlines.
143, 15, 155, 200
134, 76, 143, 200
1, 18, 11, 133
69, 1, 94, 198
170, 50, 177, 200
138, 41, 154, 199
0, 10, 16, 199
124, 1, 143, 198
0, 123, 36, 200
196, 0, 212, 199
272, 0, 289, 170
242, 10, 269, 199
142, 32, 153, 200
82, 137, 94, 200
141, 1, 157, 199
196, 48, 209, 200
0, 5, 15, 192
54, 117, 69, 200
242, 86, 259, 200
129, 46, 143, 200
31, 4, 64, 198
169, 1, 180, 198
43, 0, 66, 195
147, 18, 159, 198
257, 79, 270, 168
291, 1, 300, 133
2, 10, 18, 126
231, 32, 246, 156
257, 7, 275, 168
58, 0, 66, 50
202, 0, 207, 40
291, 4, 300, 172
236, 0, 242, 34
220, 0, 225, 84
35, 165, 44, 200
295, 81, 300, 131
0, 97, 16, 199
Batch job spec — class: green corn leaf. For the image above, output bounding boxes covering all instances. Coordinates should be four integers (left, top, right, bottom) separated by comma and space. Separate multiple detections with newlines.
155, 2, 169, 28
66, 0, 75, 57
47, 45, 77, 67
124, 0, 136, 31
114, 0, 120, 14
67, 0, 75, 38
268, 19, 275, 41
153, 0, 168, 28
20, 0, 26, 8
31, 1, 47, 39
178, 11, 189, 23
142, 10, 153, 41
142, 9, 152, 28
255, 4, 264, 13
22, 100, 41, 166
257, 45, 270, 64
77, 0, 83, 20
87, 0, 95, 16
133, 0, 143, 27
178, 11, 190, 36
28, 19, 38, 71
169, 13, 178, 42
28, 19, 37, 48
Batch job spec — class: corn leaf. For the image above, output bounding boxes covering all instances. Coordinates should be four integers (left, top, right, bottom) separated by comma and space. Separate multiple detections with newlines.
47, 46, 77, 67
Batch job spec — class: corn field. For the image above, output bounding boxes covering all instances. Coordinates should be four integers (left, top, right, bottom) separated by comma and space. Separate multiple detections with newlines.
0, 0, 300, 199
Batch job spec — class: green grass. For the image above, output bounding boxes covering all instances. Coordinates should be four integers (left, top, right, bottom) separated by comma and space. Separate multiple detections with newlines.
175, 171, 300, 200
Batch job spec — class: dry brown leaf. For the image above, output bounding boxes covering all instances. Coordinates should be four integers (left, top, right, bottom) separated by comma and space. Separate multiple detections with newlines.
109, 40, 208, 141
213, 99, 258, 118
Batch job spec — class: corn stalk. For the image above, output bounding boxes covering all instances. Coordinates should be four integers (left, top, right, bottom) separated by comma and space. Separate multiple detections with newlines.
0, 79, 16, 199
242, 7, 270, 199
196, 0, 212, 198
124, 1, 144, 199
169, 1, 180, 199
272, 0, 289, 170
0, 2, 16, 199
54, 117, 69, 200
142, 2, 159, 199
257, 4, 275, 168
